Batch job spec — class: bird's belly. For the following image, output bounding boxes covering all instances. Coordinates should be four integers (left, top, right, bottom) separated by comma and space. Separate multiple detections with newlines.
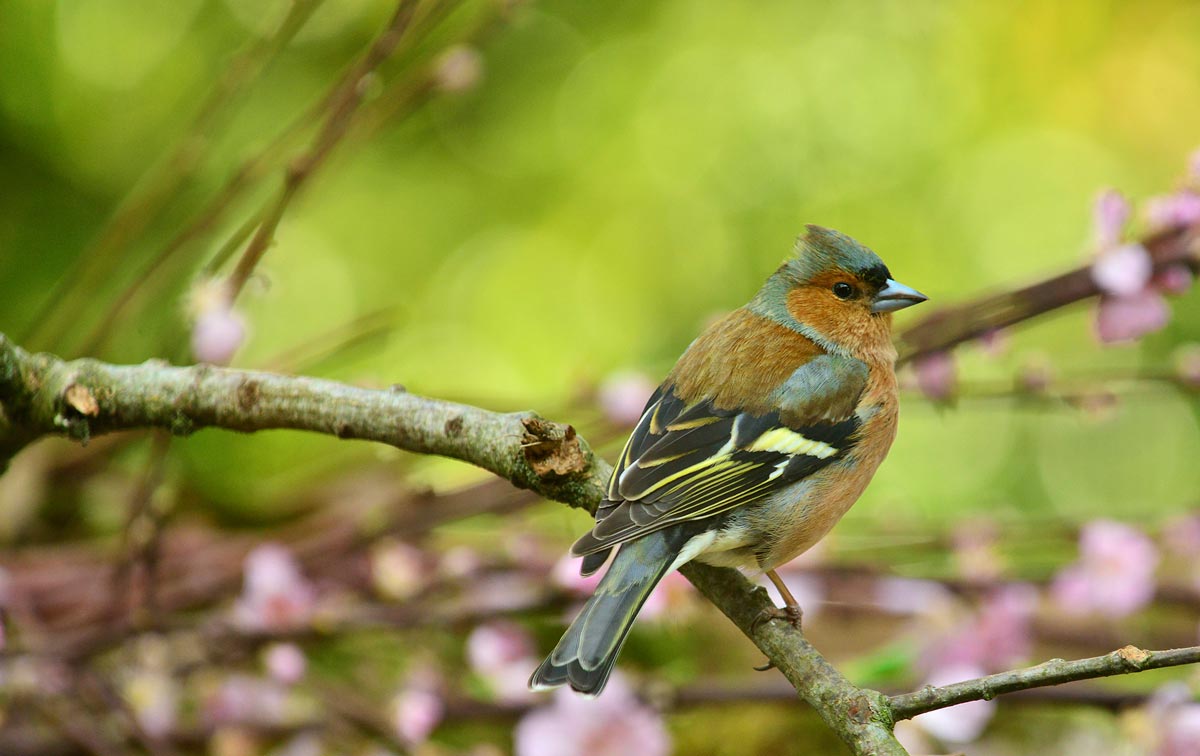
698, 457, 882, 572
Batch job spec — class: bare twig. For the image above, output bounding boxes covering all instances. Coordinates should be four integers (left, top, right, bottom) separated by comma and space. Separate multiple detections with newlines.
888, 645, 1200, 720
894, 224, 1199, 366
30, 0, 325, 355
225, 0, 422, 301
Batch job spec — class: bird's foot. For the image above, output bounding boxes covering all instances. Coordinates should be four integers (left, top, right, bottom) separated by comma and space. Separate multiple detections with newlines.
750, 603, 803, 634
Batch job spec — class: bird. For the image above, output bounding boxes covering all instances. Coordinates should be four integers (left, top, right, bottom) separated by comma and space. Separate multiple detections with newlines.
529, 225, 927, 696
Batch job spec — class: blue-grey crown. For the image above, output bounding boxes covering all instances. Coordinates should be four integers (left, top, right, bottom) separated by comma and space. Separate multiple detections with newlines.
780, 225, 891, 288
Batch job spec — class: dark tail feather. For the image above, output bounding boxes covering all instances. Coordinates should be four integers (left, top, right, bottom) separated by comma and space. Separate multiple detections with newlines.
579, 548, 611, 576
530, 530, 680, 696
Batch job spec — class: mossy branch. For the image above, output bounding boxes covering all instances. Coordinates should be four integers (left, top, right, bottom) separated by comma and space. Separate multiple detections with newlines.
5, 331, 1200, 755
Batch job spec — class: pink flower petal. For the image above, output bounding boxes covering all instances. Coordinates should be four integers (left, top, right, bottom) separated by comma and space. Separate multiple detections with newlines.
467, 621, 536, 675
264, 643, 306, 685
1093, 189, 1131, 248
1091, 243, 1153, 297
552, 554, 606, 595
912, 352, 956, 401
433, 45, 483, 93
191, 307, 246, 365
1156, 264, 1195, 296
1144, 192, 1200, 231
234, 544, 316, 631
640, 570, 696, 622
370, 540, 427, 601
514, 674, 670, 756
1052, 520, 1159, 617
598, 372, 657, 427
391, 687, 444, 745
912, 664, 996, 744
1094, 291, 1170, 344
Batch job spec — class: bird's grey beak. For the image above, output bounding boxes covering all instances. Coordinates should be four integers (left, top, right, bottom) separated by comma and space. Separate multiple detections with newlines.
871, 279, 928, 313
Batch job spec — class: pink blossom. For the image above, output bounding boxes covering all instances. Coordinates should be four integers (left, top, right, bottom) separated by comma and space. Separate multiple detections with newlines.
552, 554, 693, 623
1162, 513, 1200, 557
640, 570, 697, 622
911, 664, 996, 744
467, 621, 538, 703
234, 544, 315, 631
433, 45, 483, 93
1144, 192, 1200, 231
390, 686, 444, 745
204, 674, 288, 727
1093, 189, 1131, 248
468, 621, 535, 672
264, 643, 306, 685
912, 351, 956, 401
1149, 683, 1200, 756
1161, 706, 1200, 756
976, 329, 1009, 358
1156, 264, 1195, 295
597, 371, 656, 427
923, 584, 1037, 673
370, 540, 427, 601
1094, 290, 1170, 344
191, 306, 246, 365
514, 674, 670, 756
1051, 520, 1159, 617
124, 669, 179, 737
1175, 345, 1200, 388
439, 545, 483, 579
872, 577, 955, 617
1091, 243, 1153, 297
552, 554, 605, 595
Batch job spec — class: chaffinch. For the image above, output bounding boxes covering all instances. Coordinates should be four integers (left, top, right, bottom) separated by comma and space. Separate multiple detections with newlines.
530, 225, 927, 696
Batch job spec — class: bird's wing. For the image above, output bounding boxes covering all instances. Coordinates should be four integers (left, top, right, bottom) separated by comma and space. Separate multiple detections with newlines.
572, 354, 869, 557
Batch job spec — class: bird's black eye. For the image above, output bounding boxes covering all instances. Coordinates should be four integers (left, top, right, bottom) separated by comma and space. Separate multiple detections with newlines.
832, 282, 855, 300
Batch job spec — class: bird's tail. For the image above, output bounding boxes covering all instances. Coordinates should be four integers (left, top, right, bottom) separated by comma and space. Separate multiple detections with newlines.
529, 529, 680, 696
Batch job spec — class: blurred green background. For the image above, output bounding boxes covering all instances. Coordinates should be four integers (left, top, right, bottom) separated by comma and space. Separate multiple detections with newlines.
2, 0, 1200, 753
4, 0, 1198, 520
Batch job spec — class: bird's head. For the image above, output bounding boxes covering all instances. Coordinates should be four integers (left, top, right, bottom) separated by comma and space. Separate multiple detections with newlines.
750, 225, 927, 360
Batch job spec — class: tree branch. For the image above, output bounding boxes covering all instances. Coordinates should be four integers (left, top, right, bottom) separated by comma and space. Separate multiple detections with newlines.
0, 332, 909, 754
0, 334, 604, 508
894, 224, 1198, 365
889, 644, 1200, 720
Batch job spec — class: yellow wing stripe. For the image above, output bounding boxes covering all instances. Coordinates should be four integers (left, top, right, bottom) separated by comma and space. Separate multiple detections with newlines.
745, 427, 837, 459
637, 450, 697, 468
665, 415, 723, 432
621, 437, 736, 499
649, 402, 664, 435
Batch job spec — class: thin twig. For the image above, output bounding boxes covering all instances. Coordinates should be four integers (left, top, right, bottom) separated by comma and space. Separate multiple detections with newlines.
29, 0, 325, 354
888, 645, 1200, 720
894, 225, 1199, 366
226, 0, 422, 302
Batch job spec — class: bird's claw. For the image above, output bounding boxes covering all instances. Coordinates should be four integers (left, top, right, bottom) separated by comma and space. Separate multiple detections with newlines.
751, 604, 803, 634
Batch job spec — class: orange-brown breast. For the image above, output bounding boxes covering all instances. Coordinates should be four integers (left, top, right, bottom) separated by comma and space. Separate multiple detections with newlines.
666, 308, 825, 412
754, 362, 899, 569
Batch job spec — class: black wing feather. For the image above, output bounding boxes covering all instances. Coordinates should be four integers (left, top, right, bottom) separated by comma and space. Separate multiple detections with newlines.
575, 357, 868, 559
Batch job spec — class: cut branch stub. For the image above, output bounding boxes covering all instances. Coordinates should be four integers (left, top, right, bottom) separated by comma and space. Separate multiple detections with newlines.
521, 416, 587, 479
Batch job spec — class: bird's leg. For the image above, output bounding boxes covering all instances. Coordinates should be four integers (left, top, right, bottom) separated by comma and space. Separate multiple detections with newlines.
752, 569, 804, 633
